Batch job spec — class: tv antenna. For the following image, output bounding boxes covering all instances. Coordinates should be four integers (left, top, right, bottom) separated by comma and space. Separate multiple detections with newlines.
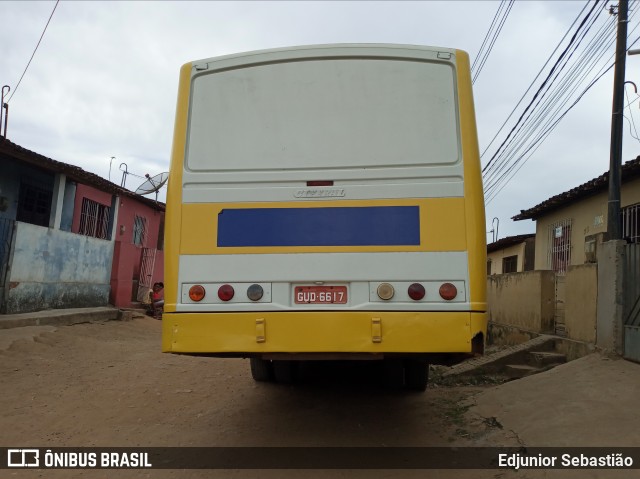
134, 172, 169, 201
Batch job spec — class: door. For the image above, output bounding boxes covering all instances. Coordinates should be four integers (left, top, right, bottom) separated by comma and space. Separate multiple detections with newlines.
136, 247, 157, 303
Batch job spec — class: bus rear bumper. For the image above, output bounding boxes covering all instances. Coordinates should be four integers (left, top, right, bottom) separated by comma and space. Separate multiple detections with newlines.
162, 311, 487, 359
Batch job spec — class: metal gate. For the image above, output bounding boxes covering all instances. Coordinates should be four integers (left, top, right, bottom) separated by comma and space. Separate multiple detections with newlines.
0, 218, 16, 312
554, 274, 567, 337
136, 247, 157, 303
623, 243, 640, 362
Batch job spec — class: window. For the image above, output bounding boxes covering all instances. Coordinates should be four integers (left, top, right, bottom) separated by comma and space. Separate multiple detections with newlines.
547, 219, 572, 275
16, 182, 52, 227
487, 260, 492, 275
623, 203, 640, 244
502, 255, 518, 274
78, 198, 111, 239
133, 215, 147, 246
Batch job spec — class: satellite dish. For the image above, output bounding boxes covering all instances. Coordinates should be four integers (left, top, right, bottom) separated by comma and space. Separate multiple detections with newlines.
134, 172, 169, 200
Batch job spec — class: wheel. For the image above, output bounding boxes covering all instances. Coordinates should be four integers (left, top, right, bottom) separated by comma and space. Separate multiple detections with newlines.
272, 360, 297, 384
250, 358, 273, 382
382, 359, 405, 389
404, 359, 429, 391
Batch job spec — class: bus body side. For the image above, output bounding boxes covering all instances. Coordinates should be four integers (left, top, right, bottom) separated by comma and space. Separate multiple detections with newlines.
162, 44, 487, 374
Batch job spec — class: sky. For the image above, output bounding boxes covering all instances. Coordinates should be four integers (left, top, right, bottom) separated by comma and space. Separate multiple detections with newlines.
1, 0, 639, 241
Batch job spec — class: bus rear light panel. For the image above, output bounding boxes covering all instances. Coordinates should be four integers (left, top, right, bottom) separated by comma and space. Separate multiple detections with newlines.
370, 281, 465, 303
182, 283, 272, 304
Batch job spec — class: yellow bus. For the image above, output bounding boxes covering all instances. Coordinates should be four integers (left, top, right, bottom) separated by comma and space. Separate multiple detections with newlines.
162, 44, 487, 391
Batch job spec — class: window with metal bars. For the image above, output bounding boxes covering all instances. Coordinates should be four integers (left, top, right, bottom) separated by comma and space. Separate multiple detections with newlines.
547, 219, 572, 275
78, 198, 110, 239
622, 203, 640, 244
133, 215, 147, 246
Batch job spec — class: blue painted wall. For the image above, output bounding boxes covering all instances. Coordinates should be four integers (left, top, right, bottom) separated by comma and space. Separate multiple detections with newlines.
4, 222, 114, 313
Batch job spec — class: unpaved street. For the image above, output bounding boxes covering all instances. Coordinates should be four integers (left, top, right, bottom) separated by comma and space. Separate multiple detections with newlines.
0, 316, 586, 479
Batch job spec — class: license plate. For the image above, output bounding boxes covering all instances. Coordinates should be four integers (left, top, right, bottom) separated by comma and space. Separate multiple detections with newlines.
294, 286, 347, 304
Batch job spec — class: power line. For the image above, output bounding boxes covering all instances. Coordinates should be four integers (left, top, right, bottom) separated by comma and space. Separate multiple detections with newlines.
483, 5, 614, 191
471, 0, 506, 71
6, 0, 60, 103
485, 62, 616, 204
481, 0, 603, 176
472, 1, 515, 84
472, 1, 506, 72
485, 30, 640, 205
479, 2, 590, 160
483, 1, 640, 203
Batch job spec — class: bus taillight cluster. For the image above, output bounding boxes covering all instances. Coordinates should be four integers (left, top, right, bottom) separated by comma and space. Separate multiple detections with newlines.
375, 282, 458, 301
188, 284, 264, 302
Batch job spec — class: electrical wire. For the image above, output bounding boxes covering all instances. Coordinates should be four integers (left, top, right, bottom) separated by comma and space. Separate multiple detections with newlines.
483, 7, 616, 191
482, 0, 603, 176
472, 0, 515, 84
486, 4, 640, 200
472, 1, 506, 72
485, 62, 616, 204
479, 1, 590, 161
624, 83, 640, 141
482, 0, 639, 202
485, 30, 640, 205
6, 0, 60, 103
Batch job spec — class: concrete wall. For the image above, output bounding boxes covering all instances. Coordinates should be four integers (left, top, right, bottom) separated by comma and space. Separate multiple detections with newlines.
487, 270, 556, 333
564, 263, 598, 343
3, 222, 114, 313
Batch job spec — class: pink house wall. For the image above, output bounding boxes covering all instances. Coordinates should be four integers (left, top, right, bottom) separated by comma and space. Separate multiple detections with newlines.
109, 196, 165, 308
70, 183, 164, 308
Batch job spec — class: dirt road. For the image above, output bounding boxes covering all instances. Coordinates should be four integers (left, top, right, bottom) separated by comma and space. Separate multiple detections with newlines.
0, 317, 542, 478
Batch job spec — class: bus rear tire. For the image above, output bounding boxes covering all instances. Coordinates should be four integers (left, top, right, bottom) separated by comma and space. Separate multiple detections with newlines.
404, 359, 429, 391
250, 358, 273, 382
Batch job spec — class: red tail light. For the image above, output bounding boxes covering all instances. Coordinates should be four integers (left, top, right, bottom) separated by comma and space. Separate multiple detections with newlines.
189, 285, 206, 302
439, 283, 457, 300
407, 283, 426, 301
218, 284, 235, 301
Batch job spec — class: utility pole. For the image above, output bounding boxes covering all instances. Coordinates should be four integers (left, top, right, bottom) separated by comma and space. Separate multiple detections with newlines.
608, 0, 628, 240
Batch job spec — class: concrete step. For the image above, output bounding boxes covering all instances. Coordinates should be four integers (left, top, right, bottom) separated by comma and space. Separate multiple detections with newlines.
529, 351, 567, 367
441, 335, 556, 378
504, 364, 541, 379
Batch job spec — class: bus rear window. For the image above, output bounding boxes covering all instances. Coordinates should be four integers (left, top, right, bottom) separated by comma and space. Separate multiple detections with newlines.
186, 58, 460, 172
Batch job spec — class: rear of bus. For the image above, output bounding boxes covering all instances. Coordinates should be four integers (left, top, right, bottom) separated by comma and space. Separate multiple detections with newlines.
162, 44, 487, 391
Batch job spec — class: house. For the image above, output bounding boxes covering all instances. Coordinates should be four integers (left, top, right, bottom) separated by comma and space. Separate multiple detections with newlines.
513, 156, 640, 274
486, 233, 535, 275
496, 157, 640, 344
0, 138, 165, 314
